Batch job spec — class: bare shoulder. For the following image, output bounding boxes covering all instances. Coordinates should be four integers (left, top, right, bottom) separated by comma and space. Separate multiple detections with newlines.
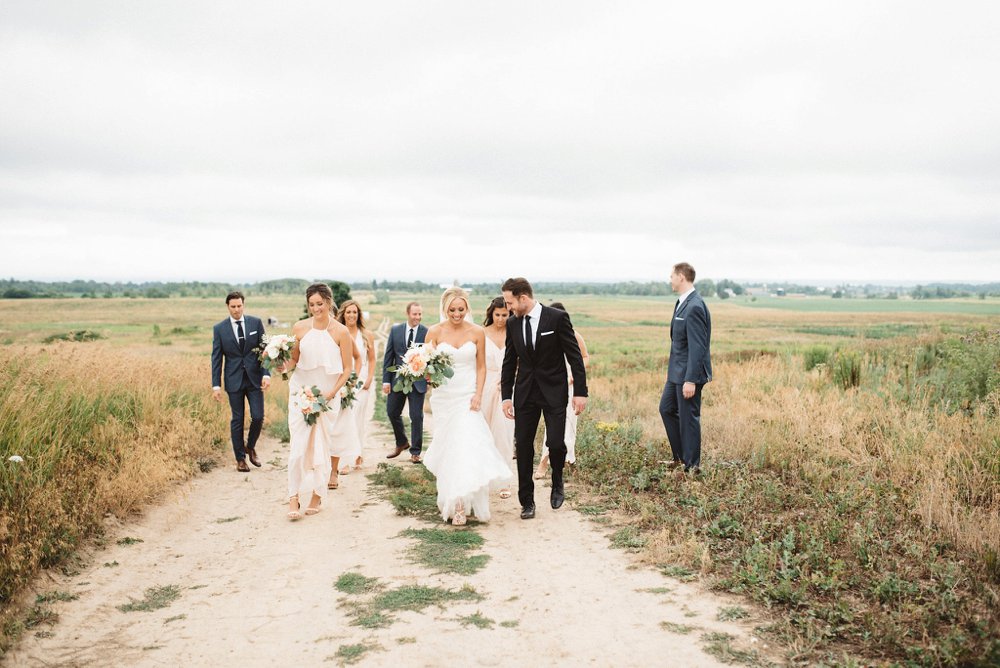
292, 318, 311, 337
469, 324, 486, 342
328, 319, 350, 339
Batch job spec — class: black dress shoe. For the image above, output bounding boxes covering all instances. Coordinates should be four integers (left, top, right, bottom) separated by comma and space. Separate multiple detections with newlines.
247, 448, 262, 467
386, 444, 409, 459
550, 486, 564, 509
520, 505, 536, 520
236, 459, 250, 472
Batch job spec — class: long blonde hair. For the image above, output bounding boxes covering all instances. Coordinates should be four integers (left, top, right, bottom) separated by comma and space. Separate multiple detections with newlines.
440, 286, 471, 322
336, 299, 366, 331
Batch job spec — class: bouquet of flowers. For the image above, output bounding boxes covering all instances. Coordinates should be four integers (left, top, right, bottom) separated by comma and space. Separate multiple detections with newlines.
289, 385, 331, 426
255, 334, 296, 380
388, 344, 455, 394
339, 372, 359, 409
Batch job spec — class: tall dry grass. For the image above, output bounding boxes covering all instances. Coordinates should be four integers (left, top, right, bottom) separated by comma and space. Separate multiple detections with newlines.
577, 333, 1000, 665
0, 343, 226, 649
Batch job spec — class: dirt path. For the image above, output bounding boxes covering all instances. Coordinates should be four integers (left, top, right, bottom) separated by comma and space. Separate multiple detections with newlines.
8, 426, 768, 667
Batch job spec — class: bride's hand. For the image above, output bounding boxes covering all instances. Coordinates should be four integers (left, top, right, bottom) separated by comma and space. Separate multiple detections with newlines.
470, 394, 482, 412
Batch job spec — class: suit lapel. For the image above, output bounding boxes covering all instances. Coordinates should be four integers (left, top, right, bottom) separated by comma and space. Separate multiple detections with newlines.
671, 293, 697, 338
223, 318, 238, 351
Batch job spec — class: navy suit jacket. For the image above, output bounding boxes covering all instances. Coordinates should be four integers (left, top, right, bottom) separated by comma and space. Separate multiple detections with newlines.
501, 305, 587, 410
211, 315, 268, 392
382, 322, 428, 393
667, 291, 712, 385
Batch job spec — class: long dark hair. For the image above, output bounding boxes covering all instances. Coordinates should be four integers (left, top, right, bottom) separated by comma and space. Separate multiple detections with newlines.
483, 296, 509, 327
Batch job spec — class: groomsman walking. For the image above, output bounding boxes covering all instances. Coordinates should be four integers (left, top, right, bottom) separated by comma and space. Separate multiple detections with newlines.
383, 302, 428, 463
659, 263, 712, 474
212, 291, 270, 472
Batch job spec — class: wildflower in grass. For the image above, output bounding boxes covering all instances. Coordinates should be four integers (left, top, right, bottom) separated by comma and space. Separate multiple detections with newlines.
596, 421, 620, 433
8, 455, 24, 463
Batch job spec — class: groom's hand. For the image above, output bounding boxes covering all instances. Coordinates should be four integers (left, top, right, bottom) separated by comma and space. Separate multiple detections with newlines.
572, 396, 587, 416
212, 388, 222, 402
261, 376, 271, 391
682, 382, 696, 400
383, 383, 391, 395
502, 400, 515, 420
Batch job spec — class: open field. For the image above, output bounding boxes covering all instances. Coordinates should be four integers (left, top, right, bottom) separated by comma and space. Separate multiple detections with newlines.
2, 291, 999, 665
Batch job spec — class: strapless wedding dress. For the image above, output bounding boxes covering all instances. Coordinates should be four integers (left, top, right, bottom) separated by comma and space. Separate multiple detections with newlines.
423, 341, 512, 522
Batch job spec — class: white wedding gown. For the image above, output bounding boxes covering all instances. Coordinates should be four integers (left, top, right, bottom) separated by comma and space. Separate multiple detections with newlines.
423, 341, 512, 522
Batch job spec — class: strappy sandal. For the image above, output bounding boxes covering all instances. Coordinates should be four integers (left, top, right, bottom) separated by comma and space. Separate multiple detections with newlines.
499, 488, 512, 499
327, 477, 339, 490
452, 502, 467, 526
287, 495, 302, 521
305, 495, 322, 516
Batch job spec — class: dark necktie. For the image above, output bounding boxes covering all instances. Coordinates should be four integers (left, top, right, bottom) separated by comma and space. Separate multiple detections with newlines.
406, 327, 414, 348
236, 320, 245, 350
524, 315, 533, 355
673, 299, 680, 315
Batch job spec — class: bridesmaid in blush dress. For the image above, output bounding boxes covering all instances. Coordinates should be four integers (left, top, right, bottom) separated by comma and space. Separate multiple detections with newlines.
337, 299, 376, 470
284, 283, 356, 520
481, 297, 515, 499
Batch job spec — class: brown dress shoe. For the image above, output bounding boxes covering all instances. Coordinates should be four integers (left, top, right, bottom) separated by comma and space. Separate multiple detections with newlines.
236, 459, 250, 472
386, 444, 408, 459
410, 455, 423, 464
247, 448, 262, 467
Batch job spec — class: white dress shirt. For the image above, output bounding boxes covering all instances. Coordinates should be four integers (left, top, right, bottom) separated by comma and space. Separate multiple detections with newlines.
522, 301, 543, 348
675, 287, 695, 310
230, 316, 245, 340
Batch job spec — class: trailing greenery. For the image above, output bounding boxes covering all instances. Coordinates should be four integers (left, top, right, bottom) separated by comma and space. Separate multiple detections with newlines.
116, 585, 182, 613
367, 463, 440, 520
334, 570, 482, 630
399, 528, 490, 575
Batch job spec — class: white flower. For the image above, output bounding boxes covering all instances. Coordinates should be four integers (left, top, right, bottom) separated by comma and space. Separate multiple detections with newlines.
8, 455, 23, 463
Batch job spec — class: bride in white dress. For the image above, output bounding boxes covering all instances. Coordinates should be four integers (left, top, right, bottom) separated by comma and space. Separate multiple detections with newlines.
423, 287, 512, 525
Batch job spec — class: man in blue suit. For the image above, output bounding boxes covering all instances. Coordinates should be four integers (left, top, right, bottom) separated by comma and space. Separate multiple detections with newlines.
382, 302, 428, 463
212, 291, 270, 472
659, 263, 712, 474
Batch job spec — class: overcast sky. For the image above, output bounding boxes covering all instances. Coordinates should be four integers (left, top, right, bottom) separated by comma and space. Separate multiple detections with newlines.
1, 1, 998, 285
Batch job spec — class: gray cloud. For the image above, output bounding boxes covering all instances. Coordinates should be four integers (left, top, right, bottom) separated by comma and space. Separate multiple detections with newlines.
1, 1, 998, 283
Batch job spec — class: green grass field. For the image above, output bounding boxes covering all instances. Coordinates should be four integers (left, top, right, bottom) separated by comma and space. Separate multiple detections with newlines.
1, 290, 998, 665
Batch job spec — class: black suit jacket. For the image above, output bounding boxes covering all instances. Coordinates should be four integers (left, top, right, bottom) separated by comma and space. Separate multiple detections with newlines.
211, 315, 268, 392
382, 322, 428, 393
667, 291, 712, 385
501, 305, 587, 409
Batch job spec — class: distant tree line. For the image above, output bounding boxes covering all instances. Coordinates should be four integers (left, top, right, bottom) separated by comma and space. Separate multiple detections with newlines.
3, 277, 997, 301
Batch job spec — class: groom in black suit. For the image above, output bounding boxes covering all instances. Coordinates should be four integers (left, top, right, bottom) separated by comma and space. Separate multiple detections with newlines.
501, 277, 587, 519
211, 291, 270, 472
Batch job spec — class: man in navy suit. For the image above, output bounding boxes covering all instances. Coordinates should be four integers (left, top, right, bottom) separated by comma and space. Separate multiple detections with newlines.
659, 262, 712, 474
382, 302, 428, 463
212, 291, 270, 472
501, 277, 588, 519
